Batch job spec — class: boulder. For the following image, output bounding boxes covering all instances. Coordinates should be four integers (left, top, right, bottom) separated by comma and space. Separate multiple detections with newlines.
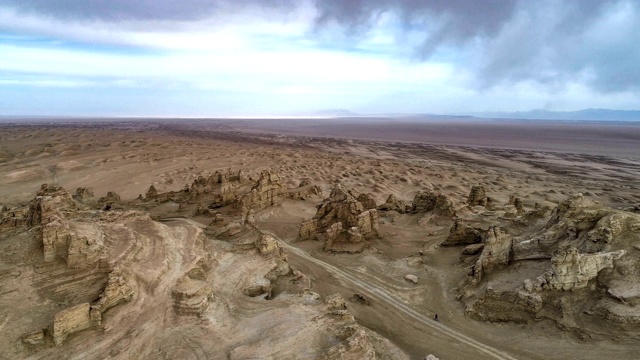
404, 274, 418, 284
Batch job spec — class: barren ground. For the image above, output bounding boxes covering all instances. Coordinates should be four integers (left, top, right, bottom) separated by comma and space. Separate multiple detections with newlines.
1, 118, 639, 359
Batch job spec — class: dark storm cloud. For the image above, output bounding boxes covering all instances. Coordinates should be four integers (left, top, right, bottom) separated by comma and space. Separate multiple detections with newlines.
312, 0, 640, 93
0, 0, 295, 21
313, 0, 519, 56
1, 0, 638, 93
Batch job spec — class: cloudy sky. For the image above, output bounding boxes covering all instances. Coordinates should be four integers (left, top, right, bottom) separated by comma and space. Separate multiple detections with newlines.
0, 0, 638, 117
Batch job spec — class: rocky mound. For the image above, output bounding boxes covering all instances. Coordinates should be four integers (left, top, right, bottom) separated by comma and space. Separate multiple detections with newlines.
457, 193, 640, 338
299, 185, 379, 253
1, 182, 407, 359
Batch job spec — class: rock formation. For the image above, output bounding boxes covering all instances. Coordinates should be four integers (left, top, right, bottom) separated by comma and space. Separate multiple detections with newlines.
441, 219, 485, 246
469, 226, 512, 284
236, 170, 286, 209
467, 185, 488, 207
92, 270, 135, 318
377, 194, 406, 213
51, 303, 97, 346
98, 191, 121, 206
299, 185, 379, 252
172, 276, 214, 316
411, 190, 455, 216
512, 193, 640, 260
525, 248, 625, 291
357, 193, 377, 210
465, 287, 543, 323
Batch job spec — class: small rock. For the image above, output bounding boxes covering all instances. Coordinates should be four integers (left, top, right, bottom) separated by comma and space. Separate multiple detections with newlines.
404, 274, 418, 284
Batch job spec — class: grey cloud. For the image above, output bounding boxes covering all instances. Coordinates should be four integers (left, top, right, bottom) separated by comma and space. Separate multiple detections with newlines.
2, 0, 638, 93
0, 0, 295, 21
312, 0, 640, 93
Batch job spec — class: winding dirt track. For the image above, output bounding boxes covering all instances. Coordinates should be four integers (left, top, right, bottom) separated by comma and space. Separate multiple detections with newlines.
281, 242, 519, 360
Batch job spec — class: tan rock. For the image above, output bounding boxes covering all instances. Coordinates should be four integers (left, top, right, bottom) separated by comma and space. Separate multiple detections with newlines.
411, 190, 455, 216
467, 185, 488, 207
172, 276, 214, 316
377, 194, 406, 213
469, 226, 512, 284
441, 219, 484, 246
534, 248, 625, 291
51, 303, 95, 346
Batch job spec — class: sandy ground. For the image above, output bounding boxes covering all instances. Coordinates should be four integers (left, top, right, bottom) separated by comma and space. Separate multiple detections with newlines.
1, 118, 639, 359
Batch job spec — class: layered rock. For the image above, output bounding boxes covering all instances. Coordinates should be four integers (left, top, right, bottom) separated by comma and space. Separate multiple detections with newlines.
512, 194, 640, 260
91, 270, 135, 319
467, 185, 488, 207
172, 276, 214, 316
469, 226, 512, 284
98, 191, 121, 207
300, 186, 379, 252
525, 248, 625, 291
377, 194, 406, 213
236, 170, 286, 209
465, 287, 543, 323
51, 303, 97, 346
411, 190, 455, 216
357, 193, 377, 210
441, 219, 485, 246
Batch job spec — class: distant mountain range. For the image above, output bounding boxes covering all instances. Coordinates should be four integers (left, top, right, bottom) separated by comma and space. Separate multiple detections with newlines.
311, 108, 640, 121
455, 108, 640, 121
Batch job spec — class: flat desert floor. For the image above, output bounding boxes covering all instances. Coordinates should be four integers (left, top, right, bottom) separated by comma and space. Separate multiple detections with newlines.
1, 118, 640, 360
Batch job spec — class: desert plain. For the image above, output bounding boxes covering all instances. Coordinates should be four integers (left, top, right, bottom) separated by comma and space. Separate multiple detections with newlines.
1, 117, 640, 359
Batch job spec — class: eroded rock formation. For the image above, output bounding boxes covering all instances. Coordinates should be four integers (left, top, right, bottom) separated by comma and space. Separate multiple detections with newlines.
467, 185, 488, 207
299, 185, 379, 253
441, 219, 485, 246
411, 190, 455, 216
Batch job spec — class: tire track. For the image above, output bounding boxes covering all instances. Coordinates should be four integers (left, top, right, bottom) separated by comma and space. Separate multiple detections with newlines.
281, 242, 519, 360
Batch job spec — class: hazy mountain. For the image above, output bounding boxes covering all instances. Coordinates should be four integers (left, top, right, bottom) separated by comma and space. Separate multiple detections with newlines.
460, 108, 640, 121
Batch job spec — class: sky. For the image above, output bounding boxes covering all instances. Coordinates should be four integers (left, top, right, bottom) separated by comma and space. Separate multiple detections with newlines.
0, 0, 639, 117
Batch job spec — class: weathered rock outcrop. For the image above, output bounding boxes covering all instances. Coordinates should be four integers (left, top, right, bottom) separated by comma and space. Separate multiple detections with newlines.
172, 276, 214, 316
357, 193, 377, 210
525, 248, 625, 291
411, 190, 455, 216
508, 195, 524, 212
299, 186, 379, 252
51, 303, 97, 346
98, 191, 121, 206
467, 185, 488, 207
441, 219, 485, 246
377, 194, 406, 213
73, 187, 94, 203
320, 326, 376, 360
190, 169, 246, 198
469, 226, 512, 284
236, 170, 286, 209
512, 194, 640, 260
466, 287, 543, 323
92, 270, 135, 318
